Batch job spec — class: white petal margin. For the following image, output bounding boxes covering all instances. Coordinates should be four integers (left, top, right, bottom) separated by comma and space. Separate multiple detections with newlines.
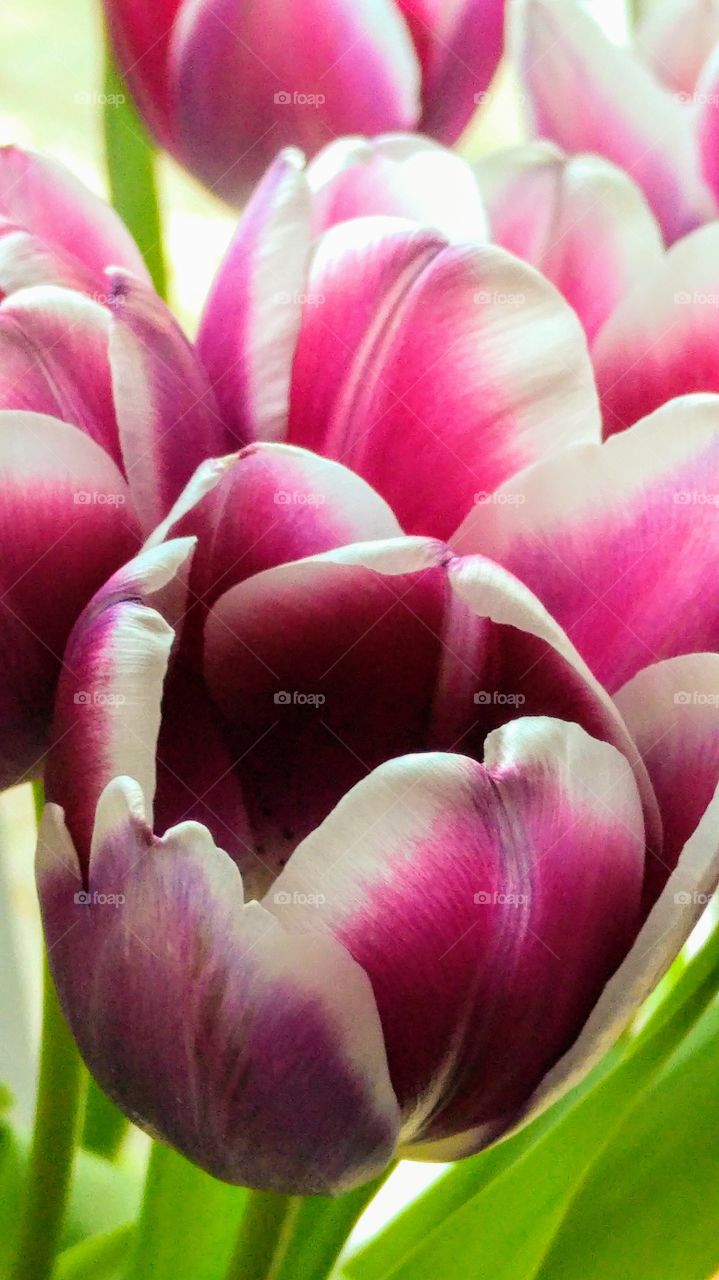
37, 777, 400, 1194
45, 538, 196, 858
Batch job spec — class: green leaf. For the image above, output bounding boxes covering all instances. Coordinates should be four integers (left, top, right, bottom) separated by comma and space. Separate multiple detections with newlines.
534, 998, 719, 1280
103, 44, 167, 297
346, 921, 719, 1280
53, 1226, 131, 1280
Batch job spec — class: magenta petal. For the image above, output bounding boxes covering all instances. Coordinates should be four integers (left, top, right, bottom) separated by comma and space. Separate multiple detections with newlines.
169, 0, 421, 203
0, 287, 120, 466
288, 221, 600, 537
477, 144, 663, 341
695, 45, 719, 206
0, 412, 139, 786
615, 653, 719, 909
593, 225, 719, 434
197, 152, 312, 448
0, 146, 149, 286
107, 271, 230, 531
103, 0, 183, 149
307, 134, 488, 241
513, 0, 714, 242
269, 719, 644, 1139
452, 396, 719, 692
38, 779, 400, 1193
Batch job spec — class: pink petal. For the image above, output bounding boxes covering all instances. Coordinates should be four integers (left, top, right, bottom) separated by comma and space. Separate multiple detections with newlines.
102, 0, 183, 149
269, 719, 644, 1140
307, 134, 488, 241
476, 144, 663, 341
45, 539, 196, 863
288, 220, 601, 538
197, 151, 312, 448
38, 778, 399, 1193
202, 539, 659, 877
0, 286, 120, 466
636, 0, 719, 96
396, 0, 506, 142
593, 225, 719, 434
0, 146, 149, 286
0, 411, 140, 787
107, 271, 231, 532
615, 653, 719, 908
169, 0, 421, 203
513, 0, 714, 242
452, 396, 719, 692
695, 44, 719, 206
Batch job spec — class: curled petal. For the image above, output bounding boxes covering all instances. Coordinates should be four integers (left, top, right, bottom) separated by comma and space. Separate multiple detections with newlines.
513, 0, 714, 241
593, 225, 719, 434
615, 653, 719, 908
169, 0, 421, 203
269, 719, 644, 1140
476, 144, 663, 340
0, 412, 139, 786
307, 134, 488, 241
0, 287, 119, 466
288, 220, 601, 537
452, 396, 719, 692
38, 779, 400, 1193
107, 271, 230, 532
636, 0, 719, 96
0, 145, 149, 287
197, 151, 312, 448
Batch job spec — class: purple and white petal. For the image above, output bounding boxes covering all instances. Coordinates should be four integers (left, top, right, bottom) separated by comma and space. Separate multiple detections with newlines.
269, 719, 644, 1141
38, 778, 400, 1194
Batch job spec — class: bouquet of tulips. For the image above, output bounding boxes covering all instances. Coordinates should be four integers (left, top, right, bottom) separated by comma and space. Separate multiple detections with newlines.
1, 0, 719, 1277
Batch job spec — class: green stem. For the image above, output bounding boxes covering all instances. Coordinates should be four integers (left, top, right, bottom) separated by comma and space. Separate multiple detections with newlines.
271, 1169, 395, 1280
81, 1079, 128, 1161
103, 40, 168, 297
123, 1143, 247, 1280
54, 1225, 133, 1280
10, 960, 87, 1280
225, 1191, 300, 1280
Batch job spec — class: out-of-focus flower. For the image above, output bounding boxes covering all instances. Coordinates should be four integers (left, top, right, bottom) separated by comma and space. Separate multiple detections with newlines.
513, 0, 719, 243
0, 146, 230, 786
197, 136, 602, 538
38, 379, 719, 1191
103, 0, 506, 203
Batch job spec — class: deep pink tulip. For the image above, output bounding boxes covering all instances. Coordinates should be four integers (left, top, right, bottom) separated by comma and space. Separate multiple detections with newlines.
0, 147, 230, 786
513, 0, 719, 244
37, 391, 719, 1190
103, 0, 506, 202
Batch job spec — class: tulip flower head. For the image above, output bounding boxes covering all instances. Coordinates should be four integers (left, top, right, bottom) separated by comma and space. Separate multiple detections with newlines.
103, 0, 507, 202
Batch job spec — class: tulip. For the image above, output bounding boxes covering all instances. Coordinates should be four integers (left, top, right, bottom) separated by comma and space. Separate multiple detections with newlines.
0, 146, 230, 787
37, 372, 719, 1190
513, 0, 719, 243
102, 0, 506, 203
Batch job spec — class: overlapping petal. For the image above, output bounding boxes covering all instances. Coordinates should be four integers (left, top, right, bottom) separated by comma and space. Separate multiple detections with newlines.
268, 718, 644, 1142
636, 0, 719, 96
452, 396, 719, 692
513, 0, 714, 241
287, 219, 601, 537
476, 144, 663, 340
